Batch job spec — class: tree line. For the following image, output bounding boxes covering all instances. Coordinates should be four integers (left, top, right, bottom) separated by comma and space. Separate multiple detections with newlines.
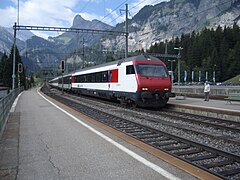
147, 23, 240, 82
0, 46, 34, 89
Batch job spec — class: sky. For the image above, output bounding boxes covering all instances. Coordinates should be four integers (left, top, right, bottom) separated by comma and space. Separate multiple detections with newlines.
0, 0, 168, 38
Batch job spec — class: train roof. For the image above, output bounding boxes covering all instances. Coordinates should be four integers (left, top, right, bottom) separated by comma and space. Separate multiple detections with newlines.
74, 55, 162, 74
49, 55, 163, 81
49, 74, 71, 82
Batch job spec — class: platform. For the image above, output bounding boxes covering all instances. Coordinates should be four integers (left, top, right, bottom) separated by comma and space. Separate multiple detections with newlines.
0, 88, 196, 180
168, 96, 240, 121
169, 96, 240, 111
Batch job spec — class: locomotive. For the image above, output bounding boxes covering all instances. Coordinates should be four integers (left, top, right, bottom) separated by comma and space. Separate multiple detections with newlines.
49, 55, 172, 108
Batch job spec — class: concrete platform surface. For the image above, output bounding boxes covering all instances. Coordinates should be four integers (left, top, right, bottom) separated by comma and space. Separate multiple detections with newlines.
169, 96, 240, 112
0, 88, 197, 180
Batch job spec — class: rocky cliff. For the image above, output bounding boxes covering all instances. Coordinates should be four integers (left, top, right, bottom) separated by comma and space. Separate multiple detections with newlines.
102, 0, 240, 51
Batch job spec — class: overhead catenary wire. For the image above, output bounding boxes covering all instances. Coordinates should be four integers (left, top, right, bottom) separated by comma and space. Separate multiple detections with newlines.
100, 0, 127, 25
129, 0, 163, 16
88, 0, 127, 29
79, 0, 92, 14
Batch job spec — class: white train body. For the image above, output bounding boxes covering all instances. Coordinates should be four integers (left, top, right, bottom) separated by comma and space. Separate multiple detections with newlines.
71, 55, 172, 107
49, 55, 172, 107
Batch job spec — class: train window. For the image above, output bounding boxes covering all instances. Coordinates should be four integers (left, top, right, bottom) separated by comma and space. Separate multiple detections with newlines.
126, 65, 135, 75
108, 71, 112, 82
96, 72, 101, 82
75, 75, 79, 83
137, 64, 168, 77
91, 73, 96, 82
102, 71, 108, 82
74, 71, 110, 83
80, 75, 84, 83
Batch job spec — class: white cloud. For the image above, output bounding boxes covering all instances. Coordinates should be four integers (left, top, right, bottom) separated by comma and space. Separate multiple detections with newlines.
19, 0, 78, 26
106, 8, 125, 25
129, 0, 169, 15
0, 0, 83, 38
0, 0, 169, 38
0, 0, 81, 28
103, 0, 169, 25
0, 6, 18, 27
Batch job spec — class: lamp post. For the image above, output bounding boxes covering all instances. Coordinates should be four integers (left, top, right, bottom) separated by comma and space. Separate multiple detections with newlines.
168, 59, 176, 84
12, 23, 17, 90
168, 59, 176, 72
213, 64, 216, 84
174, 47, 183, 85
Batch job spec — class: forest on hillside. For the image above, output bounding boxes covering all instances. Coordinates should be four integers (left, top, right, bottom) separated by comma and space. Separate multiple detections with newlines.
0, 47, 27, 89
147, 23, 240, 83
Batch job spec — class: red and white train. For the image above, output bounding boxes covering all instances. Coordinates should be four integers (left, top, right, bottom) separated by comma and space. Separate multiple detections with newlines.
49, 55, 172, 107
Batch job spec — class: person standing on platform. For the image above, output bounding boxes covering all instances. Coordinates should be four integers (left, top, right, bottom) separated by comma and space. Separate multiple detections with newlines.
204, 82, 210, 101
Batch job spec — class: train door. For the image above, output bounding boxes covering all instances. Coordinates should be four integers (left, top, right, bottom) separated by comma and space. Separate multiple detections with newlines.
108, 69, 118, 91
108, 70, 112, 91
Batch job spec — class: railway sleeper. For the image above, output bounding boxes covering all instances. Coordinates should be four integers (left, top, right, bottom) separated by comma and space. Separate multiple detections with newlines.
186, 153, 217, 161
161, 144, 191, 151
201, 159, 234, 168
153, 140, 178, 147
137, 134, 161, 140
138, 134, 160, 139
218, 167, 240, 176
122, 129, 144, 133
130, 131, 153, 136
116, 125, 140, 129
173, 148, 203, 156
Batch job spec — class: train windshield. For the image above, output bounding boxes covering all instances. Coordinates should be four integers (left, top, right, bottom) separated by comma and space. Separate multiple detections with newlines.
136, 64, 168, 77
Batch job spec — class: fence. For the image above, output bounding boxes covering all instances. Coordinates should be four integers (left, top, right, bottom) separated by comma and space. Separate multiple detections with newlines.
0, 87, 23, 137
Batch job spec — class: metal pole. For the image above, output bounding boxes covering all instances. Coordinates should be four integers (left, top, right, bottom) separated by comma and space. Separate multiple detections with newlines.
17, 0, 19, 25
125, 3, 128, 58
12, 22, 17, 90
62, 73, 63, 94
83, 37, 85, 64
168, 59, 176, 72
178, 57, 180, 85
174, 47, 183, 85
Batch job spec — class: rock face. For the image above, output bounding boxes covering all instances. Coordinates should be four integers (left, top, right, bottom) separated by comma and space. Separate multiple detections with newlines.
53, 15, 112, 47
102, 0, 240, 52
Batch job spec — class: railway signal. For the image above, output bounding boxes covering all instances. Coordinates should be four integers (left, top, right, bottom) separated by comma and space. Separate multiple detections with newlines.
61, 60, 65, 73
18, 63, 23, 73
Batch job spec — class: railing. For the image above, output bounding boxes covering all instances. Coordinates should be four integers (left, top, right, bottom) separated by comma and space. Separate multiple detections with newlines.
0, 87, 23, 137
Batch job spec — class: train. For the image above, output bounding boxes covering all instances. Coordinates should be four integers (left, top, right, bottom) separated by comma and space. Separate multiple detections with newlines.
49, 55, 172, 108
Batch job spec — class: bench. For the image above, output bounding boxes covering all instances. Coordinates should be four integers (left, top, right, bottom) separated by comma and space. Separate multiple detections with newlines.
224, 93, 240, 104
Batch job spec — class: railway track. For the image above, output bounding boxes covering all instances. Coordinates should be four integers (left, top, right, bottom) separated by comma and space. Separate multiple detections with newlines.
156, 110, 240, 132
42, 86, 240, 179
63, 89, 240, 149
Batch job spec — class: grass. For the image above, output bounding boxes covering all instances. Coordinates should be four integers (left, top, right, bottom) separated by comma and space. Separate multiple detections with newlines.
225, 75, 240, 83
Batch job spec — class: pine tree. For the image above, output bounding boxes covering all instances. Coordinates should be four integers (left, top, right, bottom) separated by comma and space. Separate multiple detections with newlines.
6, 45, 27, 89
147, 24, 240, 82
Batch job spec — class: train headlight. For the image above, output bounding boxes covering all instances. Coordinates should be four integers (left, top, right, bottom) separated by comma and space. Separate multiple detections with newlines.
142, 87, 148, 91
164, 88, 169, 91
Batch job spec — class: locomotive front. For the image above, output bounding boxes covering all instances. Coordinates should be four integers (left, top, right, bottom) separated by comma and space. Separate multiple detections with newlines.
133, 58, 172, 107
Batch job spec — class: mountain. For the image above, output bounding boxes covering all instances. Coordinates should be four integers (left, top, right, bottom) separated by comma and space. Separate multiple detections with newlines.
0, 26, 34, 54
0, 26, 24, 54
1, 0, 239, 75
6, 27, 34, 41
102, 0, 240, 51
51, 15, 112, 50
47, 15, 113, 72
